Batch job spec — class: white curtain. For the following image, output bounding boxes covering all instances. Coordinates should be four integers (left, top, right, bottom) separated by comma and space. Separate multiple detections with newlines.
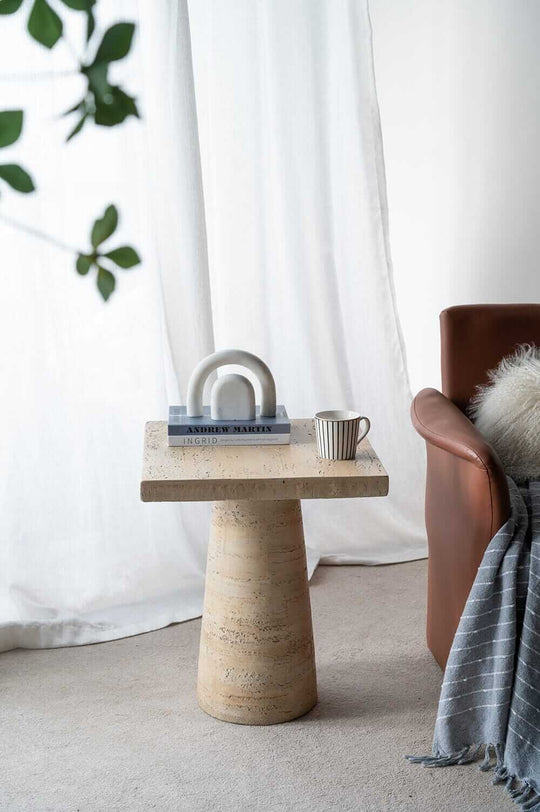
184, 0, 427, 563
0, 0, 425, 653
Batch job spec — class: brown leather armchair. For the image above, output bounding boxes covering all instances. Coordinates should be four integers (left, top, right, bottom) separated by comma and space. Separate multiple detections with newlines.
412, 304, 540, 668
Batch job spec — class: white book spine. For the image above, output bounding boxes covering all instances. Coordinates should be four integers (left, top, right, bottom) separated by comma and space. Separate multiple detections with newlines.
168, 433, 291, 447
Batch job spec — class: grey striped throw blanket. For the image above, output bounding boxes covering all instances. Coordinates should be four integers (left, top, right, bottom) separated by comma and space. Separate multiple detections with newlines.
408, 478, 540, 809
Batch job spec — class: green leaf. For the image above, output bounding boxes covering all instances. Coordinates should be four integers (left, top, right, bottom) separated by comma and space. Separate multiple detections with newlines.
62, 98, 85, 117
27, 0, 63, 49
86, 8, 95, 41
60, 0, 94, 9
66, 113, 87, 141
94, 86, 138, 127
84, 61, 110, 101
0, 163, 35, 193
104, 245, 140, 269
97, 266, 115, 301
94, 22, 135, 64
0, 110, 23, 148
91, 204, 118, 248
0, 0, 24, 14
76, 254, 92, 275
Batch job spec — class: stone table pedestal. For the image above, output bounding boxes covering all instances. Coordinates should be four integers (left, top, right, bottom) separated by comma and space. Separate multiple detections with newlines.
141, 419, 388, 725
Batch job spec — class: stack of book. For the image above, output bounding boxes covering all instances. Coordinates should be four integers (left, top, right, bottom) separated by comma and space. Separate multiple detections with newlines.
168, 405, 291, 447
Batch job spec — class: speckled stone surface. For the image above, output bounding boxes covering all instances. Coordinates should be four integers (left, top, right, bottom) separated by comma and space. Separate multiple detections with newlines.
197, 499, 317, 725
141, 419, 389, 502
141, 419, 389, 726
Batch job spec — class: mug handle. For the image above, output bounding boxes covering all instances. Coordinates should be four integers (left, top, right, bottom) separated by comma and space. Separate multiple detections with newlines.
357, 417, 371, 445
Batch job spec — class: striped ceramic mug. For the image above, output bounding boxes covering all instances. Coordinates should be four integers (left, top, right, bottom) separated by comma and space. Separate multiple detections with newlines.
314, 410, 371, 460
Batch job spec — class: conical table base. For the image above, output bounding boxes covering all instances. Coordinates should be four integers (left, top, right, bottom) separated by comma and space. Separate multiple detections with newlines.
197, 499, 317, 725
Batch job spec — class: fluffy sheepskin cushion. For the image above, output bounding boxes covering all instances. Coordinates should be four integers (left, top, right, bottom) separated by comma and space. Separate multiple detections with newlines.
469, 345, 540, 482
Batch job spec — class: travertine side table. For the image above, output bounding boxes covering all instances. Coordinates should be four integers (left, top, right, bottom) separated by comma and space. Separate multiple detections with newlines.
141, 419, 388, 725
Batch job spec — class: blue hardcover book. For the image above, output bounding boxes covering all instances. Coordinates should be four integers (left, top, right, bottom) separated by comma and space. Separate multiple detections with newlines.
168, 405, 291, 443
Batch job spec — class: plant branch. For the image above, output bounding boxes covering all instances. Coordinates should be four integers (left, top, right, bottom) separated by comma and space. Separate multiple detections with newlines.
0, 70, 79, 82
0, 211, 79, 254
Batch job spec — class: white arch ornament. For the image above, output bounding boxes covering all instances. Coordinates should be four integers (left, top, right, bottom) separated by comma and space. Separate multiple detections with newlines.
186, 349, 277, 419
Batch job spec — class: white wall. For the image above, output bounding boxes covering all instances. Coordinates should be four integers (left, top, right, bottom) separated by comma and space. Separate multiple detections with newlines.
370, 0, 540, 393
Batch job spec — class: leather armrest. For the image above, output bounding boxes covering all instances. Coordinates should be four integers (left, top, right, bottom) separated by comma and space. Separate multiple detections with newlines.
412, 387, 510, 668
411, 388, 504, 472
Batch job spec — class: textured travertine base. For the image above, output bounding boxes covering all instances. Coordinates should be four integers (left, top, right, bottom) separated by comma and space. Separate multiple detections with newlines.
197, 499, 317, 725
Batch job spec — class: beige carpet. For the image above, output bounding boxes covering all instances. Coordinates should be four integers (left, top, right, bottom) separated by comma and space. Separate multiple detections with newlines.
1, 562, 513, 812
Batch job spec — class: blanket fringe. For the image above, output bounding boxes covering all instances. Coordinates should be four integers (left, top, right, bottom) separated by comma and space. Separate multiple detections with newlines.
405, 744, 540, 811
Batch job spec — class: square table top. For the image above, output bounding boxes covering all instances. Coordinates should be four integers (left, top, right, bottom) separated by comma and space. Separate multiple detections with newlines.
141, 419, 388, 503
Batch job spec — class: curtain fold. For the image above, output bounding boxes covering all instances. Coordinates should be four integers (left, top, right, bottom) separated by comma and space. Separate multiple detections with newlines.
188, 0, 427, 563
0, 0, 210, 652
0, 0, 425, 653
139, 0, 215, 394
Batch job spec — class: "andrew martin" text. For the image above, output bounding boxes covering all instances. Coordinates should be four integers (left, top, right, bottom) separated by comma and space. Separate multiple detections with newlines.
187, 425, 272, 433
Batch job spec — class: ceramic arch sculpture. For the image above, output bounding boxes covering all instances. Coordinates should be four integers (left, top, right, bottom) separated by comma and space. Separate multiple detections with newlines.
186, 349, 277, 421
